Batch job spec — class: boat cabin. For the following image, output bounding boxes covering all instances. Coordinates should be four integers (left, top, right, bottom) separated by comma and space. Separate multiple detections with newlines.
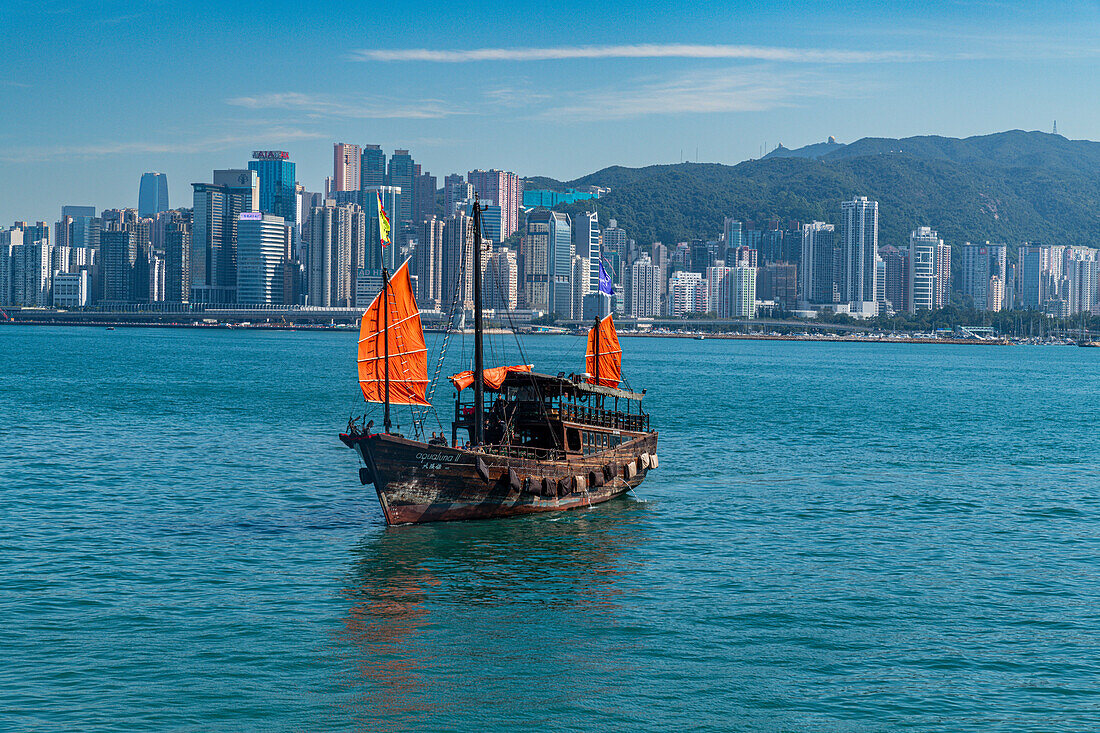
451, 371, 649, 459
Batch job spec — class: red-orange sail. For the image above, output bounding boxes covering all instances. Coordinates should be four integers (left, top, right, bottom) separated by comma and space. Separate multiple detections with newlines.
449, 364, 533, 392
585, 315, 622, 388
357, 260, 430, 406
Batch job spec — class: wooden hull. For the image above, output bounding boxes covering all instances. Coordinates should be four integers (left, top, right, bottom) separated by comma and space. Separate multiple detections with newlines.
339, 432, 659, 525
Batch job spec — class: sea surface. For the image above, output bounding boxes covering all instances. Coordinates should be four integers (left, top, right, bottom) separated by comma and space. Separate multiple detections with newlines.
3, 326, 1100, 731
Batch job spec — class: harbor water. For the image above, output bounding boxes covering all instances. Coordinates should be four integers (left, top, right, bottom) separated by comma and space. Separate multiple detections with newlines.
3, 326, 1100, 731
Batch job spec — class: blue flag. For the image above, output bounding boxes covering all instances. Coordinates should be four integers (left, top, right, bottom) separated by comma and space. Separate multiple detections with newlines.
598, 260, 613, 295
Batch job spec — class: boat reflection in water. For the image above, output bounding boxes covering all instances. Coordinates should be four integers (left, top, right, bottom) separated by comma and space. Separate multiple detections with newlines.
332, 499, 649, 730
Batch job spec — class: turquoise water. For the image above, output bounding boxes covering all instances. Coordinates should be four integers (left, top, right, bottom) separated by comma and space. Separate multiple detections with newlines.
4, 326, 1100, 731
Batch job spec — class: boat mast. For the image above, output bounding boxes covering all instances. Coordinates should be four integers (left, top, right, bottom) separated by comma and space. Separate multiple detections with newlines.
472, 197, 485, 446
593, 316, 600, 408
382, 266, 391, 434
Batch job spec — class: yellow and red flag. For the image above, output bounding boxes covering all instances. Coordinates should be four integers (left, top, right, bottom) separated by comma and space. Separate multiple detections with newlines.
376, 191, 391, 247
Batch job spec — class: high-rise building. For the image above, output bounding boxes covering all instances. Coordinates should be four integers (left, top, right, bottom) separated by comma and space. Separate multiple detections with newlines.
627, 254, 661, 318
880, 245, 909, 314
138, 172, 169, 218
164, 212, 191, 303
468, 202, 503, 243
485, 247, 519, 311
761, 262, 798, 311
100, 228, 138, 303
907, 227, 949, 312
306, 201, 365, 307
723, 218, 743, 252
988, 275, 1004, 311
574, 211, 601, 292
0, 227, 25, 306
442, 212, 474, 312
360, 145, 386, 188
730, 266, 757, 318
468, 169, 522, 239
414, 217, 444, 310
443, 174, 472, 218
1016, 244, 1053, 309
1063, 247, 1099, 315
840, 197, 880, 316
706, 265, 733, 317
570, 255, 589, 319
548, 211, 573, 316
602, 221, 628, 283
248, 151, 297, 226
237, 213, 289, 305
960, 242, 1007, 310
668, 271, 706, 317
333, 143, 361, 192
413, 171, 437, 224
800, 221, 837, 305
387, 150, 416, 223
521, 209, 551, 311
190, 170, 259, 303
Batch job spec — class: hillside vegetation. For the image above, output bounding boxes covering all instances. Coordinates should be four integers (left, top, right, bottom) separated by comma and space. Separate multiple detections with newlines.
532, 131, 1100, 248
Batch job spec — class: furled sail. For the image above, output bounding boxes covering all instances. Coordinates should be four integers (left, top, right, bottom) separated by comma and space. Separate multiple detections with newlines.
357, 259, 430, 406
585, 315, 622, 388
449, 364, 533, 392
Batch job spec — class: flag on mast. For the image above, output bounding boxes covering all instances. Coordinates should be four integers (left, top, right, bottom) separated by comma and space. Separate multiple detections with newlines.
376, 191, 391, 247
598, 260, 614, 295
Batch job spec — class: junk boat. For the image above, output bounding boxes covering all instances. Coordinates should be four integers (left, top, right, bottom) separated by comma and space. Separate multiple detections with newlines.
340, 199, 658, 525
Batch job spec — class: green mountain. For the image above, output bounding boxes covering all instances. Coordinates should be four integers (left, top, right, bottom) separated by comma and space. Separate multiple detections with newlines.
534, 131, 1100, 249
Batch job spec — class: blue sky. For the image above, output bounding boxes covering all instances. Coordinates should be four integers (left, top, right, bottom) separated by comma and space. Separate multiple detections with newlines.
1, 0, 1099, 223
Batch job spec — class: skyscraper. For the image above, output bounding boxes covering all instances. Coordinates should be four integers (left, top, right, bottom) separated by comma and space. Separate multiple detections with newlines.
237, 213, 289, 305
360, 145, 386, 188
248, 151, 297, 224
443, 174, 473, 218
190, 169, 259, 303
840, 197, 879, 316
138, 172, 169, 217
442, 212, 474, 313
730, 266, 757, 318
574, 210, 601, 292
799, 221, 837, 305
627, 254, 660, 318
1016, 243, 1052, 309
880, 245, 909, 313
548, 211, 573, 316
521, 209, 551, 311
100, 228, 138, 303
601, 221, 628, 283
414, 217, 444, 310
961, 242, 1008, 311
467, 169, 522, 239
413, 171, 437, 224
387, 150, 416, 224
907, 227, 949, 312
333, 143, 361, 192
485, 247, 519, 311
306, 201, 366, 307
570, 255, 589, 319
723, 218, 743, 253
164, 212, 191, 303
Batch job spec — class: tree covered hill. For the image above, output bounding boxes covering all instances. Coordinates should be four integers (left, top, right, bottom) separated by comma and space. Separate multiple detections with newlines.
531, 131, 1100, 249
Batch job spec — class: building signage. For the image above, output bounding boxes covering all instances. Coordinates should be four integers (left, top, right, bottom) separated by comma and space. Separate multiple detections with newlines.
252, 150, 289, 160
239, 212, 263, 221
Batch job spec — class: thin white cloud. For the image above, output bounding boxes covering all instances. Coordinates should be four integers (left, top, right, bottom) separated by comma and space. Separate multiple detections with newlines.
0, 128, 326, 163
226, 92, 458, 119
542, 67, 841, 120
350, 43, 930, 64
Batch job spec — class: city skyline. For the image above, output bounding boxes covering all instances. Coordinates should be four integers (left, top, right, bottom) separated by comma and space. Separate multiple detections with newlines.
4, 1, 1100, 223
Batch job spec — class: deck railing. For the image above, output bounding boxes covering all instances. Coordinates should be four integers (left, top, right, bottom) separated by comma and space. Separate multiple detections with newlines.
556, 404, 649, 432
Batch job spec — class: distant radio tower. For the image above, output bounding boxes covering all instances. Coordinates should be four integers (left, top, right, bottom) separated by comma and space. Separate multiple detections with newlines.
1053, 120, 1058, 135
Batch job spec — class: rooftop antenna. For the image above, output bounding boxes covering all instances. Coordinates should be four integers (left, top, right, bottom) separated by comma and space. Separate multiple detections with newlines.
1053, 120, 1058, 135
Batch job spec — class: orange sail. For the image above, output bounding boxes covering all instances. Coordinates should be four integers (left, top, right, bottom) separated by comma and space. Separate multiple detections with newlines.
449, 364, 533, 392
357, 259, 430, 406
585, 315, 622, 388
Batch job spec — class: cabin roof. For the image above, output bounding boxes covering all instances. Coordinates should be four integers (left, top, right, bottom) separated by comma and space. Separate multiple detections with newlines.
492, 370, 645, 401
